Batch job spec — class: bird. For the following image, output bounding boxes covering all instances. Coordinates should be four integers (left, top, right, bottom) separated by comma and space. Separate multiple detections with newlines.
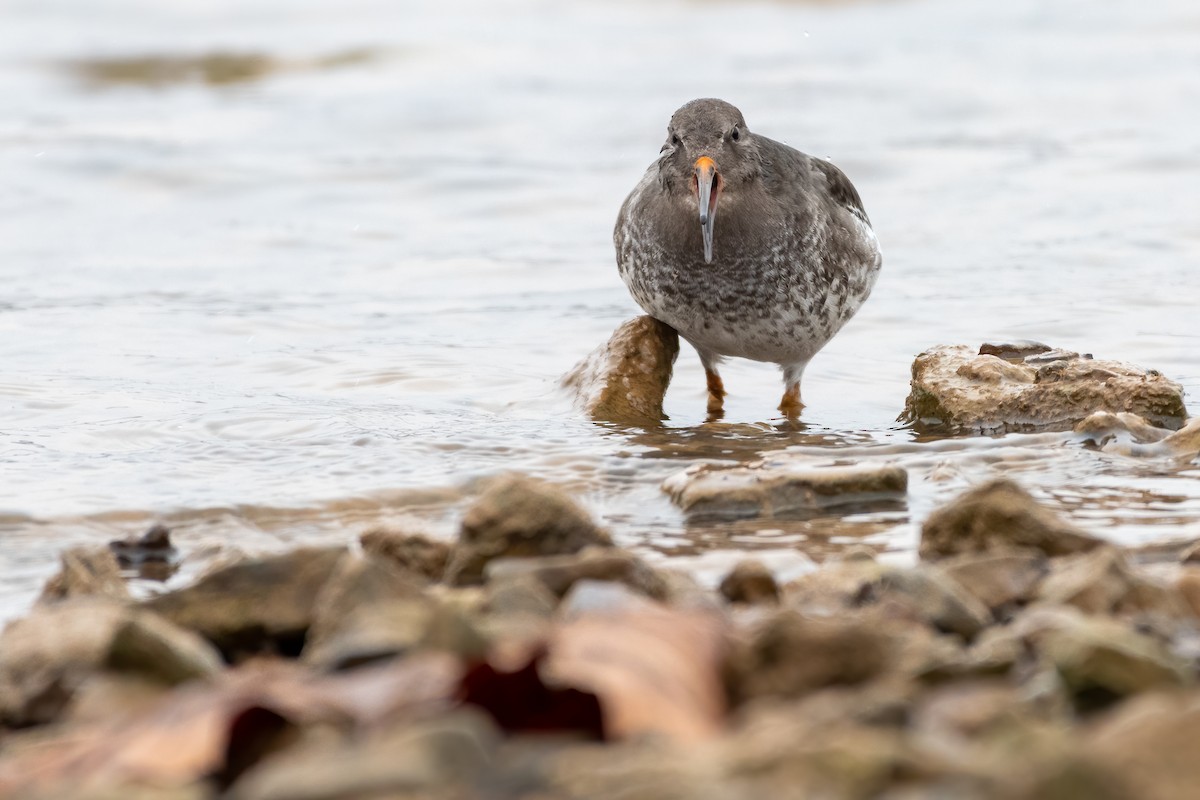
614, 98, 882, 417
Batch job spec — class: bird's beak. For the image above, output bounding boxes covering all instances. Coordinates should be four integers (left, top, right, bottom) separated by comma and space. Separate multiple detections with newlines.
693, 156, 720, 263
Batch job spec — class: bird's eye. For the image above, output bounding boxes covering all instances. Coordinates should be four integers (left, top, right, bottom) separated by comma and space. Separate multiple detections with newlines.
671, 133, 681, 146
730, 127, 741, 142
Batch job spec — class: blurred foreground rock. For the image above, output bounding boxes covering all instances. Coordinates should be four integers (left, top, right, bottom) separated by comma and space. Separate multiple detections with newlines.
562, 315, 678, 426
11, 472, 1200, 799
921, 479, 1102, 558
901, 343, 1188, 433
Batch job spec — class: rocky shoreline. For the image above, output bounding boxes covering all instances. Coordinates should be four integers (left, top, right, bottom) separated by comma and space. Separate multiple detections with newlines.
3, 471, 1200, 799
1, 325, 1196, 799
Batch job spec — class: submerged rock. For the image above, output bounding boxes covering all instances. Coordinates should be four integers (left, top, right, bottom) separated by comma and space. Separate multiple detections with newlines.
562, 315, 679, 426
663, 461, 907, 520
445, 474, 612, 585
900, 343, 1188, 433
109, 523, 180, 581
920, 479, 1102, 559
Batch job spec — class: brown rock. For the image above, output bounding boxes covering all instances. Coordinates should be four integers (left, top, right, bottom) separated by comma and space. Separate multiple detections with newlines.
728, 611, 907, 702
0, 601, 221, 726
38, 546, 130, 604
937, 551, 1048, 613
719, 560, 780, 606
900, 344, 1187, 433
663, 461, 907, 520
920, 479, 1102, 559
561, 315, 679, 425
302, 554, 452, 669
359, 528, 451, 580
445, 474, 612, 585
1089, 690, 1200, 800
142, 547, 346, 660
1037, 547, 1189, 620
228, 710, 500, 800
1015, 606, 1192, 699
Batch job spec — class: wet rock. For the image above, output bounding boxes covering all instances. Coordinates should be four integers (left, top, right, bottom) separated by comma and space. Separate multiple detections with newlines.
1037, 546, 1189, 620
978, 340, 1053, 360
663, 461, 907, 520
937, 551, 1048, 614
719, 560, 780, 606
1015, 606, 1192, 700
900, 343, 1187, 433
38, 546, 130, 604
0, 601, 221, 727
110, 523, 180, 581
484, 547, 668, 601
727, 611, 909, 702
359, 527, 450, 581
445, 474, 612, 585
1088, 690, 1200, 800
229, 709, 500, 800
1077, 412, 1200, 459
142, 547, 346, 660
920, 479, 1102, 559
561, 315, 679, 425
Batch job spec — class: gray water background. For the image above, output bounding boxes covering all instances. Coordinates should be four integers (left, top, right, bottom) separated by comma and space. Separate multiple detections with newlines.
2, 0, 1198, 617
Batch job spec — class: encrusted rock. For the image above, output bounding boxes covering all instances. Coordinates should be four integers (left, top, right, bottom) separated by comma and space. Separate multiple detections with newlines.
663, 461, 907, 520
561, 315, 679, 426
142, 547, 346, 660
445, 474, 612, 585
38, 546, 130, 604
920, 479, 1102, 559
0, 601, 221, 726
900, 343, 1188, 433
719, 560, 780, 606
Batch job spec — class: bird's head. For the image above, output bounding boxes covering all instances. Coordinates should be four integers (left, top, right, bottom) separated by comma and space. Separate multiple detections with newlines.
657, 98, 760, 263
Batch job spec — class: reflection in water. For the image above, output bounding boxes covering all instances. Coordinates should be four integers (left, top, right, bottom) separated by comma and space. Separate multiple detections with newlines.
1, 0, 1198, 619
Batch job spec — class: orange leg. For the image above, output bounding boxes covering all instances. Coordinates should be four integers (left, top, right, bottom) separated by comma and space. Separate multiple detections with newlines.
705, 368, 726, 413
779, 383, 804, 417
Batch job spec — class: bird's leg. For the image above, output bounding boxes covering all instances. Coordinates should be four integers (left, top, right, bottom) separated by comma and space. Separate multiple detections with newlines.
705, 368, 726, 414
778, 383, 804, 417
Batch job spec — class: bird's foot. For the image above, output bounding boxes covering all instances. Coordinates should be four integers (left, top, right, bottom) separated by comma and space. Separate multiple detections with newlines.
778, 384, 804, 419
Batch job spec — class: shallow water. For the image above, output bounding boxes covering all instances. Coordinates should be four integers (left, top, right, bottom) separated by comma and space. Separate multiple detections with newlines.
2, 0, 1199, 619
